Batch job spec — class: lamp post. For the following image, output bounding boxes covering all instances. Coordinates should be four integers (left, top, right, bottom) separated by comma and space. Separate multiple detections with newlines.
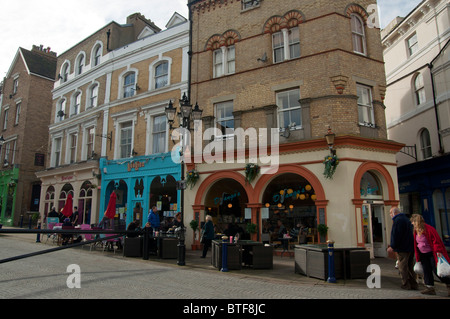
325, 127, 336, 156
165, 93, 202, 266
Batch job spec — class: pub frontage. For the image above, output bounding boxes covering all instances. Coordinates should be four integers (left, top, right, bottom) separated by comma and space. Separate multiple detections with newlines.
98, 153, 180, 229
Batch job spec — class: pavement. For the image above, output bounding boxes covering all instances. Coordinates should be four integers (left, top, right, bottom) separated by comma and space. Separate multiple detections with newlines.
1, 227, 450, 299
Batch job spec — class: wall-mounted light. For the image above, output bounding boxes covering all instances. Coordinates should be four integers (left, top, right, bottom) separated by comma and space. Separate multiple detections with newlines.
325, 126, 336, 156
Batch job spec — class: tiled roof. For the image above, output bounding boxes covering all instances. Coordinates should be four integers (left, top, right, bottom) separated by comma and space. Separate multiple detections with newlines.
20, 48, 57, 80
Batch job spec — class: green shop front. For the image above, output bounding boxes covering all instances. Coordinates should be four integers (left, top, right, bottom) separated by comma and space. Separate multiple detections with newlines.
99, 153, 181, 229
0, 167, 19, 226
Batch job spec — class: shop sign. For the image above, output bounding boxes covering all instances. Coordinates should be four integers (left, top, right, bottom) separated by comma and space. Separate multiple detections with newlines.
272, 186, 313, 203
61, 175, 74, 182
127, 161, 146, 172
214, 192, 241, 205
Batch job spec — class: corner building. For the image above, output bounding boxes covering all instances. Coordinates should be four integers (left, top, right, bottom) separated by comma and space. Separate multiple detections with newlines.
184, 0, 403, 257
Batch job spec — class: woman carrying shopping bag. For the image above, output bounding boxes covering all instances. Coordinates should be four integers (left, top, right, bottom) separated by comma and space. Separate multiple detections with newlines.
410, 214, 450, 296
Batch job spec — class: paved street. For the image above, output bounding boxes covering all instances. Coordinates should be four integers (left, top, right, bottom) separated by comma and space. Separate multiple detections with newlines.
0, 231, 448, 309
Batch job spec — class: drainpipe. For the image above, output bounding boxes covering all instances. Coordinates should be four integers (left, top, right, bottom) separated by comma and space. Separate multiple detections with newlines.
187, 1, 194, 101
106, 29, 112, 52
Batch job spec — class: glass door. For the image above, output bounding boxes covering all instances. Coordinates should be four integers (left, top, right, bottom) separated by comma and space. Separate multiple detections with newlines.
372, 205, 387, 257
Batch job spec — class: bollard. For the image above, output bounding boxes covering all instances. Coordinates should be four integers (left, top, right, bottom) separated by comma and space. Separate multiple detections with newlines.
28, 216, 32, 229
143, 227, 149, 260
20, 215, 23, 228
327, 239, 336, 283
221, 235, 228, 272
36, 223, 41, 243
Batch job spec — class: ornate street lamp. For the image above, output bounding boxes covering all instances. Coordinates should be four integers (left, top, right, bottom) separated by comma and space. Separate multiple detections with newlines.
325, 127, 336, 156
165, 93, 203, 266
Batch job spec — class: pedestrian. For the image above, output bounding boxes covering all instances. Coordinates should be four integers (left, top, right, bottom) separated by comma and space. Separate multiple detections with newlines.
200, 215, 215, 258
147, 206, 160, 233
387, 207, 418, 290
410, 214, 450, 296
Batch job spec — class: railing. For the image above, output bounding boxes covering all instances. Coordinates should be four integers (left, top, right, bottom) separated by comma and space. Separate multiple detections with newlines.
0, 228, 162, 264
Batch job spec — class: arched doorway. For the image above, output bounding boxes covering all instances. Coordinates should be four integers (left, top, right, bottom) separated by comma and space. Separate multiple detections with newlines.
59, 184, 74, 212
44, 186, 55, 218
204, 178, 249, 239
261, 173, 318, 245
149, 175, 178, 230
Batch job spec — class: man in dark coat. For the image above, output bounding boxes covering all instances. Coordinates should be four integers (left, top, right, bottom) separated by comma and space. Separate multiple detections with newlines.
387, 207, 418, 290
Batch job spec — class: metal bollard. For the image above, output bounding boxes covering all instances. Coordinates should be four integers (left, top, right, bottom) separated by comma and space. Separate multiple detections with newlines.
327, 239, 336, 283
221, 236, 228, 272
143, 227, 149, 260
36, 223, 41, 243
20, 215, 23, 228
28, 216, 32, 229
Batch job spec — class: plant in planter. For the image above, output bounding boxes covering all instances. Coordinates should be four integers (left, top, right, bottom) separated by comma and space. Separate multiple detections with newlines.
189, 219, 199, 234
317, 224, 329, 240
186, 169, 200, 189
323, 154, 339, 179
246, 222, 258, 234
245, 163, 260, 184
189, 219, 201, 249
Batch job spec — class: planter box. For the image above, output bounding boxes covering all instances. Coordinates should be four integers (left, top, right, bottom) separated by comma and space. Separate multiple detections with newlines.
212, 240, 242, 270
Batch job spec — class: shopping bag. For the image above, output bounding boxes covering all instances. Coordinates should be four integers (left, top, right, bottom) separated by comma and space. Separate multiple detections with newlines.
414, 262, 423, 275
437, 256, 450, 278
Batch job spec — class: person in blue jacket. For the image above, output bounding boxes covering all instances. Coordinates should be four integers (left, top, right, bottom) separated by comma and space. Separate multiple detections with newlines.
148, 206, 160, 233
201, 215, 215, 258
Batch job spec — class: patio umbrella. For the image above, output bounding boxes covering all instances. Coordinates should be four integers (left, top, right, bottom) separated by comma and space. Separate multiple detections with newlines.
61, 194, 73, 217
104, 191, 117, 219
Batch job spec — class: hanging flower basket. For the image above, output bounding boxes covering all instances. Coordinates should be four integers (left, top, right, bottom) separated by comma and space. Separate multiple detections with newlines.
323, 154, 339, 179
186, 169, 200, 189
245, 163, 260, 184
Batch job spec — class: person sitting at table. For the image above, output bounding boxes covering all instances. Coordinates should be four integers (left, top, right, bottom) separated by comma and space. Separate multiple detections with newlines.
126, 220, 141, 238
61, 218, 73, 245
173, 212, 183, 228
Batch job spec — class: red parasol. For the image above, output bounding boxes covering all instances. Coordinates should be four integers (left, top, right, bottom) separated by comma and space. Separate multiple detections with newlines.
104, 191, 117, 219
61, 194, 73, 217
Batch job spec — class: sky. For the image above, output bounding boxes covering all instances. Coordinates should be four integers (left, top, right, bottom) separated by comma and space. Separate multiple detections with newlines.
0, 0, 423, 78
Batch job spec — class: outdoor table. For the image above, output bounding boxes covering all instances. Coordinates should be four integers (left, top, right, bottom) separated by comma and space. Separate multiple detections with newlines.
294, 244, 369, 280
238, 240, 273, 269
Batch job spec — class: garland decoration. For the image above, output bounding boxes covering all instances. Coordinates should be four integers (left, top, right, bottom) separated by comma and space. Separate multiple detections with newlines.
186, 169, 200, 189
245, 163, 260, 184
323, 154, 339, 179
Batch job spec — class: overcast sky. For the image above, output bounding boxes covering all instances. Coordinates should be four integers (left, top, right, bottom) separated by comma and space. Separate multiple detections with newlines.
0, 0, 422, 78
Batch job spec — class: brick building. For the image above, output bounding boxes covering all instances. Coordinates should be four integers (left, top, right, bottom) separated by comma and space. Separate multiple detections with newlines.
182, 0, 403, 257
36, 12, 189, 227
0, 45, 57, 226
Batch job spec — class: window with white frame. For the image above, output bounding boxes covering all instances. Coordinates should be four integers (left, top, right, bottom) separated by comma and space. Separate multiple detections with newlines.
351, 14, 366, 55
61, 63, 69, 83
56, 99, 66, 122
420, 128, 432, 159
414, 73, 426, 105
89, 84, 99, 108
120, 121, 133, 158
53, 137, 62, 167
69, 133, 77, 163
214, 46, 235, 78
3, 142, 10, 166
357, 84, 375, 127
277, 89, 301, 130
76, 54, 84, 75
407, 33, 418, 57
272, 27, 300, 63
123, 72, 136, 98
72, 92, 81, 116
93, 45, 102, 66
15, 103, 20, 125
13, 78, 19, 94
242, 0, 260, 10
155, 62, 169, 89
215, 101, 234, 138
85, 127, 95, 159
3, 109, 8, 130
152, 115, 167, 154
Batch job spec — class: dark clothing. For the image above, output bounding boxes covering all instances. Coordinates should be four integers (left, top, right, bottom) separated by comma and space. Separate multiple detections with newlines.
397, 252, 418, 290
390, 213, 414, 253
419, 251, 450, 286
48, 210, 58, 218
201, 220, 215, 258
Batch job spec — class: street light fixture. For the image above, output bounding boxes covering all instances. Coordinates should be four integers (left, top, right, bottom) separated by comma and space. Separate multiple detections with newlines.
325, 127, 336, 156
165, 93, 203, 266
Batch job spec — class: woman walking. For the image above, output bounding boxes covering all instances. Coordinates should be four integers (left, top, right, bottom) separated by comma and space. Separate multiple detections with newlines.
410, 214, 450, 296
201, 215, 215, 258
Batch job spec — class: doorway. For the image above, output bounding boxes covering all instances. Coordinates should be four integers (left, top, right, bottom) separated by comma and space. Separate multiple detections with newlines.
362, 203, 387, 258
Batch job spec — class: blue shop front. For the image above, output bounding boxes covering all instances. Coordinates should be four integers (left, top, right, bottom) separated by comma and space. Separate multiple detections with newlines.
99, 153, 181, 230
398, 153, 450, 247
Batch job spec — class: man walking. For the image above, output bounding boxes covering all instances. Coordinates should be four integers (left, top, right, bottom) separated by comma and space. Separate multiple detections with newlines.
387, 207, 418, 290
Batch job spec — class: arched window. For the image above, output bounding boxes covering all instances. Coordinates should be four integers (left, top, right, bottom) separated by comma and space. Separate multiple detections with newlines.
61, 62, 69, 83
414, 73, 426, 105
88, 83, 99, 108
56, 98, 66, 122
93, 44, 102, 66
76, 54, 85, 75
155, 62, 169, 89
351, 14, 366, 55
71, 92, 81, 116
420, 128, 432, 159
123, 72, 136, 98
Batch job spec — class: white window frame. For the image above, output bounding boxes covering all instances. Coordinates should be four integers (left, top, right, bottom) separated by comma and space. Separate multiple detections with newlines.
51, 135, 63, 167
213, 46, 235, 78
357, 84, 375, 127
151, 115, 167, 154
272, 27, 300, 63
15, 102, 20, 125
407, 33, 418, 57
56, 98, 66, 122
420, 128, 432, 160
119, 69, 138, 99
76, 52, 85, 75
351, 14, 366, 55
71, 91, 81, 116
215, 101, 234, 139
3, 108, 9, 130
88, 83, 99, 108
60, 61, 70, 83
414, 73, 426, 105
112, 112, 137, 160
66, 132, 78, 164
276, 88, 302, 131
242, 0, 260, 10
3, 142, 10, 166
154, 62, 169, 89
91, 42, 103, 67
13, 78, 19, 94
